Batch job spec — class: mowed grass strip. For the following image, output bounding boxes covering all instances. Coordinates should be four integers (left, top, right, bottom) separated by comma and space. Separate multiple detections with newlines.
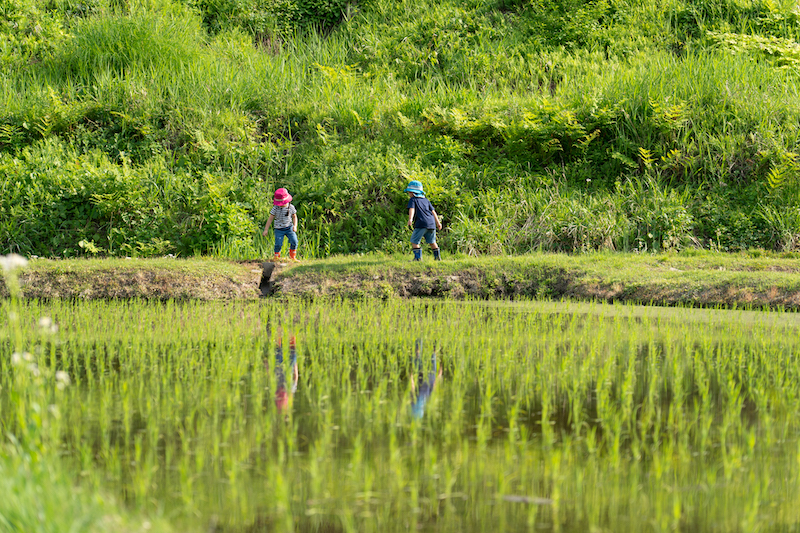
278, 250, 800, 307
2, 250, 800, 307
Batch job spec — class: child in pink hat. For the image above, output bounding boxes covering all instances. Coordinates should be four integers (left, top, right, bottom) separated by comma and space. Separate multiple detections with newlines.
262, 188, 299, 262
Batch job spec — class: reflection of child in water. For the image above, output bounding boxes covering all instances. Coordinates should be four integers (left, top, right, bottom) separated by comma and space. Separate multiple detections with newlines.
270, 335, 298, 412
410, 339, 442, 419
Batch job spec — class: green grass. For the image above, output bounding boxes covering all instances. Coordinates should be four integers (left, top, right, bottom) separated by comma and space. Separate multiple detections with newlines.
0, 447, 169, 533
275, 250, 800, 306
4, 0, 800, 257
5, 251, 800, 306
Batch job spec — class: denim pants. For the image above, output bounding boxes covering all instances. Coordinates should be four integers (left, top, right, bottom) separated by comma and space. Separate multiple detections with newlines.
274, 226, 298, 253
410, 228, 436, 245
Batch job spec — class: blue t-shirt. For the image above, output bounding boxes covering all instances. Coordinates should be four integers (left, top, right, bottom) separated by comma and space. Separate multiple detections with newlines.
407, 197, 436, 229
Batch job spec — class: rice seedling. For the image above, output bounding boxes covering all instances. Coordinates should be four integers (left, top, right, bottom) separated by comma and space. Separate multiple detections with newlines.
2, 294, 800, 532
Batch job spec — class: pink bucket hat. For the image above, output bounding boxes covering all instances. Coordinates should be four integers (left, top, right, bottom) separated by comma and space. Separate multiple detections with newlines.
273, 188, 292, 206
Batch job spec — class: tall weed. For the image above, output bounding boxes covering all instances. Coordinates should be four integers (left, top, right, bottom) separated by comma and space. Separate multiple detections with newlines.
52, 0, 205, 79
617, 175, 695, 251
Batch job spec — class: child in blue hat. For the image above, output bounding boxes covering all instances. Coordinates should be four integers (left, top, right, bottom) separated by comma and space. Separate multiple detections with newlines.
404, 180, 442, 261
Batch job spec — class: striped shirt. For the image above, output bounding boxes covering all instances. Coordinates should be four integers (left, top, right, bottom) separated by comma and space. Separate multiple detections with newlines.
270, 204, 296, 229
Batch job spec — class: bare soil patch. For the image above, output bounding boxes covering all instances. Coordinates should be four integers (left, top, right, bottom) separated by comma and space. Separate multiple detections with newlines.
2, 260, 263, 300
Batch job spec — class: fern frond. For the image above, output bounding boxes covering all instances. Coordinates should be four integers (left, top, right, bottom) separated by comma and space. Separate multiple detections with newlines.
638, 147, 655, 167
34, 115, 53, 138
0, 123, 21, 146
767, 165, 786, 189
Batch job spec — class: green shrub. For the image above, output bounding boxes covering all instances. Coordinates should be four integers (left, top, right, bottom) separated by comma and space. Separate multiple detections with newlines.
756, 203, 800, 251
618, 176, 695, 252
0, 0, 67, 68
0, 139, 268, 256
448, 186, 624, 255
670, 0, 765, 39
693, 189, 762, 251
187, 0, 358, 40
533, 189, 623, 253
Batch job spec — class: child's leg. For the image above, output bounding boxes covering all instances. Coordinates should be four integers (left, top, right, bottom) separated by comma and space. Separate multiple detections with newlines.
287, 230, 298, 251
274, 228, 286, 254
410, 228, 424, 261
425, 230, 441, 260
287, 230, 299, 261
286, 230, 299, 260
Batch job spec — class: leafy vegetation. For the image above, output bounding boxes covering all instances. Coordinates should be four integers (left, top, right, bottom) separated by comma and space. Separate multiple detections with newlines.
3, 0, 800, 257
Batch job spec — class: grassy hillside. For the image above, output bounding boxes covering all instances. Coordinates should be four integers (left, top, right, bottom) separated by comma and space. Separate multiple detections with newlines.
3, 0, 800, 258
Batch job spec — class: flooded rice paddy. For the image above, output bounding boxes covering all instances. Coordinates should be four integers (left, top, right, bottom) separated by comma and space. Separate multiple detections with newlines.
2, 298, 800, 532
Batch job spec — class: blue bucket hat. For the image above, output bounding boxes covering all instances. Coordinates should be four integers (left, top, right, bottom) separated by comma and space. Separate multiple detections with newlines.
404, 180, 425, 197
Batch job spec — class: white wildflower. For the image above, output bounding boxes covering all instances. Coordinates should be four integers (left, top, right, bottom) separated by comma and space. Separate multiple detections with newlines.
0, 254, 28, 272
55, 371, 71, 386
38, 316, 58, 334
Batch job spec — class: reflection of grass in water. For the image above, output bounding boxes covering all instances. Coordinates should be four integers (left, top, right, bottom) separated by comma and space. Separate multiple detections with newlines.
2, 297, 800, 532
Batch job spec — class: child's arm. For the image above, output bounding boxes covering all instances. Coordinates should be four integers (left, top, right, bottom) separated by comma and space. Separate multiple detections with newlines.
291, 213, 298, 233
407, 207, 415, 227
432, 210, 443, 230
262, 214, 274, 236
